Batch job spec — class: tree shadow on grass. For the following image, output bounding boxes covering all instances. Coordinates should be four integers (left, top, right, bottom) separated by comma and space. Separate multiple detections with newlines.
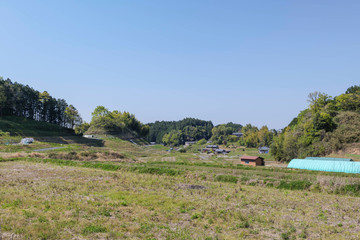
34, 136, 105, 147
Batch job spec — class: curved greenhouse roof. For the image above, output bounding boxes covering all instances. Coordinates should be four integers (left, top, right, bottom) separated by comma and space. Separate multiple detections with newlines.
305, 157, 353, 161
288, 159, 360, 174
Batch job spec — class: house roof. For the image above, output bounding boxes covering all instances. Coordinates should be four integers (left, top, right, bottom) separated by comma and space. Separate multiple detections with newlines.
259, 147, 270, 150
232, 132, 243, 136
206, 145, 218, 148
241, 156, 264, 160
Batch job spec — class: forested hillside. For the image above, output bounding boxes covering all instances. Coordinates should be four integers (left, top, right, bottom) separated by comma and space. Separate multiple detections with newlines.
147, 118, 214, 144
271, 85, 360, 161
0, 77, 81, 128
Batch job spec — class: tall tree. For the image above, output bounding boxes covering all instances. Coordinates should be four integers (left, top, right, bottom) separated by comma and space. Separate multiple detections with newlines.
65, 105, 82, 129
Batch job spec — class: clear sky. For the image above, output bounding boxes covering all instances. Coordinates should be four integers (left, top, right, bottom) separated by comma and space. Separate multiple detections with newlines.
1, 1, 359, 129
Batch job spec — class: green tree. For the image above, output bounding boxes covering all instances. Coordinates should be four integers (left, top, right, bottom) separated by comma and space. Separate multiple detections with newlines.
65, 105, 82, 128
91, 106, 110, 119
0, 85, 6, 116
162, 130, 183, 146
345, 85, 360, 94
75, 122, 90, 135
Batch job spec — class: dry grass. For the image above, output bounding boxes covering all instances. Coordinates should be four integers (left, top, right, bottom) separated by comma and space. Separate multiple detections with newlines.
0, 152, 26, 159
1, 161, 360, 239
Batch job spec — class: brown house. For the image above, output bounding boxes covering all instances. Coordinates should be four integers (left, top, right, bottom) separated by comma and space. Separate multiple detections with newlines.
240, 156, 265, 166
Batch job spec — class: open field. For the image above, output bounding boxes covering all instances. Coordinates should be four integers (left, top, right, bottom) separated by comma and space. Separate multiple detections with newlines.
2, 159, 360, 240
1, 137, 360, 239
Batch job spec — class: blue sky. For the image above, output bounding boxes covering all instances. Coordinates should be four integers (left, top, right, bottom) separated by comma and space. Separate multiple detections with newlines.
1, 1, 359, 129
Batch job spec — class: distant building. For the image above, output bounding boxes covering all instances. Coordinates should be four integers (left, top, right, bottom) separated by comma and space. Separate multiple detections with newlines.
20, 138, 34, 145
258, 146, 270, 154
83, 135, 96, 139
232, 132, 243, 137
215, 149, 231, 154
240, 156, 265, 166
185, 141, 196, 146
206, 145, 219, 149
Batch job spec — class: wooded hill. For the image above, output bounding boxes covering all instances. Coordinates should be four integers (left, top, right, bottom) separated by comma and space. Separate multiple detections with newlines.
0, 77, 81, 128
146, 118, 214, 144
271, 85, 360, 162
79, 106, 150, 139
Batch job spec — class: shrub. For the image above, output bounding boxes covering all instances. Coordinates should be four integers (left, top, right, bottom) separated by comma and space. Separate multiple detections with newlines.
197, 138, 207, 145
64, 151, 79, 160
336, 184, 360, 196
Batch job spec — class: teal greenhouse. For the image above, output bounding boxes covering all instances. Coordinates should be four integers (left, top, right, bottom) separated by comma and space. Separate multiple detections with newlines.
287, 157, 360, 174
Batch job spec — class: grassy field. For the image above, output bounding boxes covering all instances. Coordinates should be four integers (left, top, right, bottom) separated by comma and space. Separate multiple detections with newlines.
1, 159, 360, 239
1, 129, 360, 239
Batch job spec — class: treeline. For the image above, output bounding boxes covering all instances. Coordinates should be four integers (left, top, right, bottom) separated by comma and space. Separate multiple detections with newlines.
148, 118, 276, 147
210, 123, 276, 147
76, 106, 149, 137
0, 77, 81, 128
147, 118, 214, 144
271, 85, 360, 162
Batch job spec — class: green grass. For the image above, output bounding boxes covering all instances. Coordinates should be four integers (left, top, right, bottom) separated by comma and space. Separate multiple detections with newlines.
0, 116, 74, 137
214, 174, 238, 183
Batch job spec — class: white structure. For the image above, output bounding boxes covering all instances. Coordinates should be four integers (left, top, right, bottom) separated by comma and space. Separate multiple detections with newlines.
83, 135, 96, 139
20, 138, 34, 145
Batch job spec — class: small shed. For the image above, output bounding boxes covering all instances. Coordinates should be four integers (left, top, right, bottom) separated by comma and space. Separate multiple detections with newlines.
240, 156, 265, 166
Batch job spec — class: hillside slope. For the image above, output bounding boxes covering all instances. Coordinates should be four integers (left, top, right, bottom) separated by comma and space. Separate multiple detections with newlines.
0, 116, 75, 137
271, 85, 360, 161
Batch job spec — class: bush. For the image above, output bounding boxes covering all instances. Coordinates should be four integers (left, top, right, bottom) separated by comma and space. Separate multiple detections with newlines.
336, 184, 360, 196
64, 151, 79, 160
179, 148, 187, 153
197, 138, 207, 145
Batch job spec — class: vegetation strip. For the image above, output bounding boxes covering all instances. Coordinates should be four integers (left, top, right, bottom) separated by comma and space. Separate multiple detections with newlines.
4, 157, 183, 176
3, 158, 360, 197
